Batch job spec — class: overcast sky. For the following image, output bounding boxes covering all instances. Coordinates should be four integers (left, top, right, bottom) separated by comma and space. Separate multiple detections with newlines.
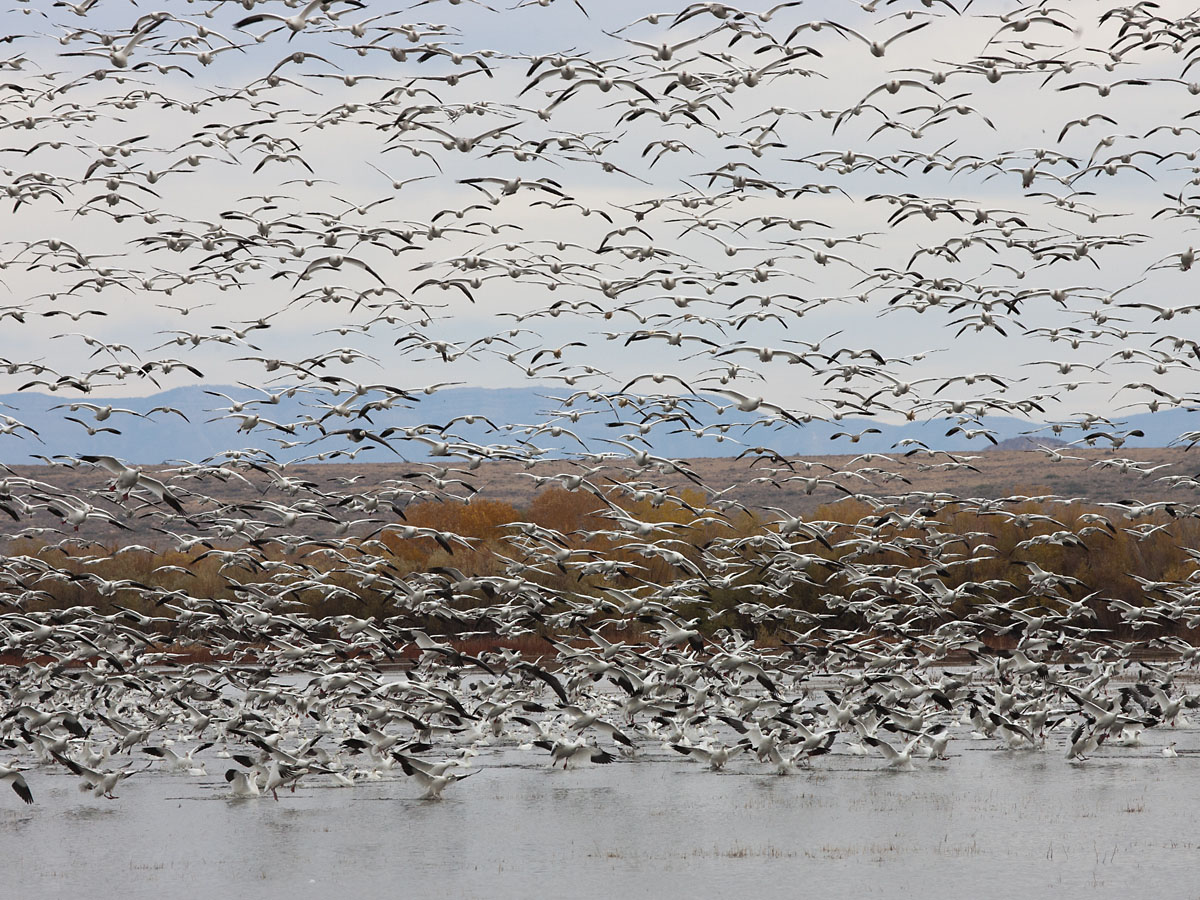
2, 0, 1199, 454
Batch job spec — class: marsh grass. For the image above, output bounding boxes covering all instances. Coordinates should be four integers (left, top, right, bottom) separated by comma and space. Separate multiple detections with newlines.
7, 467, 1200, 648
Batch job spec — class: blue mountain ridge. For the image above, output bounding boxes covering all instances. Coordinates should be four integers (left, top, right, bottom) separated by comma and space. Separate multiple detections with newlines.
0, 385, 1194, 465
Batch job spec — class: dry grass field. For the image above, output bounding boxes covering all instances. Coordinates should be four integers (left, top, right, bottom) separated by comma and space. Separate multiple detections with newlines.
6, 446, 1197, 547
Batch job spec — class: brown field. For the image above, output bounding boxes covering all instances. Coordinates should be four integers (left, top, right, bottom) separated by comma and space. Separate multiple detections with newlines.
7, 448, 1200, 657
4, 446, 1200, 647
5, 446, 1197, 546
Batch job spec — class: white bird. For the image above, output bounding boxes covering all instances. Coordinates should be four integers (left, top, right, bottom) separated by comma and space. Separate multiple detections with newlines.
51, 753, 148, 799
224, 768, 261, 799
534, 737, 617, 769
823, 20, 930, 57
62, 13, 166, 68
79, 455, 186, 515
395, 754, 476, 799
712, 389, 802, 424
863, 735, 922, 770
143, 743, 212, 775
923, 725, 951, 760
671, 742, 746, 770
1066, 724, 1105, 762
235, 0, 345, 37
0, 764, 33, 805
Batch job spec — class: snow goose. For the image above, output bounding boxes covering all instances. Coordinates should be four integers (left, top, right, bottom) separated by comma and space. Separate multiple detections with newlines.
79, 454, 186, 515
224, 768, 261, 799
1116, 726, 1144, 748
863, 735, 922, 770
923, 724, 951, 760
533, 737, 617, 769
142, 742, 212, 775
671, 742, 746, 771
1066, 724, 1106, 761
51, 752, 149, 799
394, 754, 476, 800
0, 764, 33, 805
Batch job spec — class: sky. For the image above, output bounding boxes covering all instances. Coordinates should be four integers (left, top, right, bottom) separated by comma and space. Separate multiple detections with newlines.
2, 0, 1199, 460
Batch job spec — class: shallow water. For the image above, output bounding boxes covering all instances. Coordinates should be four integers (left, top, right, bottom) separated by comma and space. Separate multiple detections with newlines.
8, 727, 1200, 900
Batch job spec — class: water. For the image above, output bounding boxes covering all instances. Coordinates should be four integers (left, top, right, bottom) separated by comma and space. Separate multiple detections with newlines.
7, 732, 1199, 900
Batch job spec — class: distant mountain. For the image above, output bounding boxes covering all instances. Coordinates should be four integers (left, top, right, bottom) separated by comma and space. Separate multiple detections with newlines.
0, 385, 1195, 464
988, 435, 1069, 451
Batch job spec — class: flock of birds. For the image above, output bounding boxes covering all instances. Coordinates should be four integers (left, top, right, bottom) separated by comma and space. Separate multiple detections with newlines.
4, 0, 1200, 804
